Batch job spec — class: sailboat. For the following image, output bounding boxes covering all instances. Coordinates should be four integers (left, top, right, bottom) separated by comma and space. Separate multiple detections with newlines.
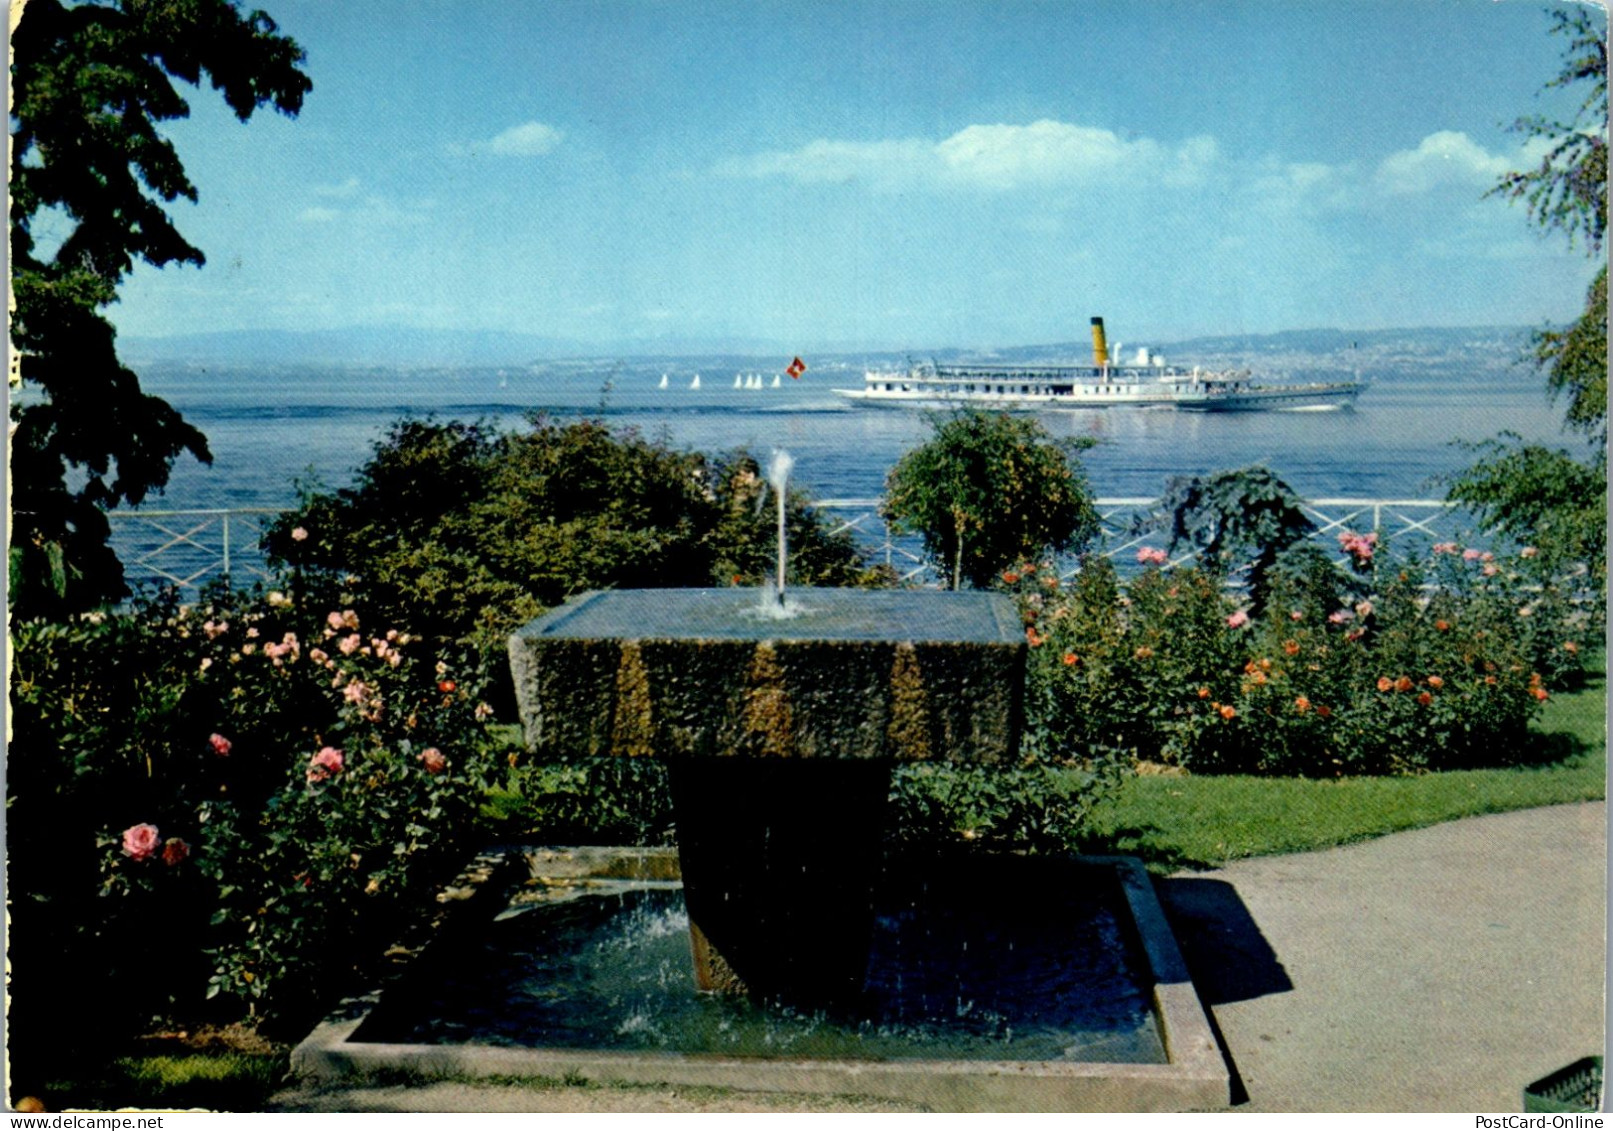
658, 374, 669, 389
771, 374, 781, 388
734, 374, 744, 388
690, 373, 701, 389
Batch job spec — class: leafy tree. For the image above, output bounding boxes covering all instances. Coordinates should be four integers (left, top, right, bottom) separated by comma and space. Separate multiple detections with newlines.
1446, 433, 1606, 582
1486, 8, 1607, 259
1145, 466, 1317, 613
882, 410, 1099, 589
1449, 8, 1607, 586
9, 0, 312, 618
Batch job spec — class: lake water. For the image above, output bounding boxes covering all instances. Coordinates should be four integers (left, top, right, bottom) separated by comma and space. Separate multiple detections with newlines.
127, 358, 1575, 514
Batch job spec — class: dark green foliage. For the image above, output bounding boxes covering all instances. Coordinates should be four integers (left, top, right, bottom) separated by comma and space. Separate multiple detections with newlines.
1533, 265, 1607, 442
266, 415, 886, 710
9, 0, 311, 617
1445, 433, 1607, 588
881, 410, 1100, 589
1451, 11, 1608, 588
1146, 466, 1315, 614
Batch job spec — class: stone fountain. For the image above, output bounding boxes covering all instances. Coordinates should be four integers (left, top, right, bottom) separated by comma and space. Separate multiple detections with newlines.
508, 452, 1025, 1004
508, 584, 1023, 1005
290, 451, 1228, 1111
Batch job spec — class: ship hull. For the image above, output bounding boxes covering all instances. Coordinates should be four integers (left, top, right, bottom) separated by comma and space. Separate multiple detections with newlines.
834, 381, 1362, 412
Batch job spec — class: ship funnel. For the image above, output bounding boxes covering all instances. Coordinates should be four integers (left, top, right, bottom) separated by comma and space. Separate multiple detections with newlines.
1090, 317, 1110, 368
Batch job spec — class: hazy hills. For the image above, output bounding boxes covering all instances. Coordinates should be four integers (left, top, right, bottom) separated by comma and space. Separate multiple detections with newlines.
119, 323, 1537, 378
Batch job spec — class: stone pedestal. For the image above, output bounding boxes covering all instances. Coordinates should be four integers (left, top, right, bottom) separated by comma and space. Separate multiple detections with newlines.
669, 758, 890, 1004
509, 587, 1025, 1002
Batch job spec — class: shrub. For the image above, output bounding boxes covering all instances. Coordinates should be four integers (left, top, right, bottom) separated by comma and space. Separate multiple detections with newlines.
1140, 465, 1315, 615
8, 582, 503, 1058
265, 416, 886, 712
882, 410, 1099, 589
1005, 538, 1570, 778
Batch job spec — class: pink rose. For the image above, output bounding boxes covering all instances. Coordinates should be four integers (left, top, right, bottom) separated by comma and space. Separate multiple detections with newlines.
338, 633, 362, 656
209, 733, 232, 757
419, 747, 447, 775
1355, 601, 1374, 618
1328, 609, 1353, 624
343, 680, 370, 704
326, 611, 345, 630
162, 838, 190, 867
1432, 542, 1459, 555
307, 746, 345, 783
308, 648, 328, 665
1135, 546, 1169, 566
122, 823, 161, 862
291, 526, 309, 542
1520, 546, 1538, 558
1226, 609, 1250, 628
1462, 548, 1482, 562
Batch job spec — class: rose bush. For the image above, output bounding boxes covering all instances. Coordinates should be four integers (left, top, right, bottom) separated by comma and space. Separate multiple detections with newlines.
10, 580, 502, 1044
1003, 535, 1576, 777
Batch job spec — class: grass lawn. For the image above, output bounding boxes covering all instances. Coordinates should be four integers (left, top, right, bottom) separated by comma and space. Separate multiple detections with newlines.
1092, 654, 1606, 871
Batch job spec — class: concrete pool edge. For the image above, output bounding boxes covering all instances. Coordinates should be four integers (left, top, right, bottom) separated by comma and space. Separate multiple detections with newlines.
289, 847, 1230, 1113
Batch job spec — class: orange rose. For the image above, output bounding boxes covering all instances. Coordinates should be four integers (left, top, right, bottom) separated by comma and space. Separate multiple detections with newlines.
1376, 676, 1393, 692
1219, 704, 1236, 720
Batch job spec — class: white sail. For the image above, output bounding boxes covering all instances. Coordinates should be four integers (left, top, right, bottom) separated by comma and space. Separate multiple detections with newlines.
658, 374, 668, 389
690, 374, 701, 389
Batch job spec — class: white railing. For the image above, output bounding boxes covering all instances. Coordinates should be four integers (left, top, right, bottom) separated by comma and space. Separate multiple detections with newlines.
108, 498, 1482, 593
816, 497, 1477, 586
106, 508, 280, 591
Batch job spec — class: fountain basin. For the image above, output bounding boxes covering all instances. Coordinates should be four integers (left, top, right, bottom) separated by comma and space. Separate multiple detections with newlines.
508, 588, 1026, 764
289, 846, 1230, 1112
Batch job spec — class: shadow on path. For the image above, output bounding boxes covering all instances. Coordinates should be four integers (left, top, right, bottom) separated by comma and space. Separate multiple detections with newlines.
1153, 876, 1293, 1106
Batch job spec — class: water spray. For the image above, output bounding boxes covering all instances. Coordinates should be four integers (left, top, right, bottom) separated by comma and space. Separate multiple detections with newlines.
766, 449, 794, 607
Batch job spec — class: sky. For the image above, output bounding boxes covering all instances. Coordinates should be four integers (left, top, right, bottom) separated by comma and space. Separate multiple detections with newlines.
96, 0, 1608, 353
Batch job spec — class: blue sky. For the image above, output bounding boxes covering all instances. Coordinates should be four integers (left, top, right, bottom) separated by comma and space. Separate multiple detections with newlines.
106, 0, 1606, 352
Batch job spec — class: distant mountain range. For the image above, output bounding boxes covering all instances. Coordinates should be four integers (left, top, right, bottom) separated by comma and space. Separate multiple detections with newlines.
117, 326, 825, 366
118, 323, 1537, 374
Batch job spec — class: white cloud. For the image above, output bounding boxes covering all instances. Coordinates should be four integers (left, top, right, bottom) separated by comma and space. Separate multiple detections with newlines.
485, 121, 564, 157
312, 176, 363, 199
1374, 130, 1514, 195
721, 119, 1218, 190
